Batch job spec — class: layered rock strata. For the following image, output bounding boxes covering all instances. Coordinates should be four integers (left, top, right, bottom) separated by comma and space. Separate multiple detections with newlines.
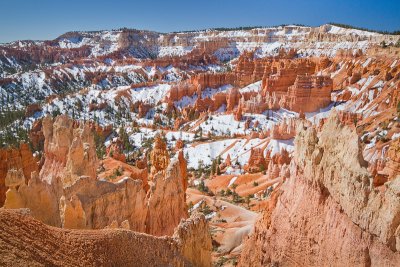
240, 113, 400, 266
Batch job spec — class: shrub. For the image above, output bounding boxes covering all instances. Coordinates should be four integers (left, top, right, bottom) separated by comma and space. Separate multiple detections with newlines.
114, 168, 122, 176
197, 180, 210, 194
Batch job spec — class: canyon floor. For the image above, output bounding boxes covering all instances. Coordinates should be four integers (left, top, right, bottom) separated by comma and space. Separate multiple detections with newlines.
0, 24, 400, 266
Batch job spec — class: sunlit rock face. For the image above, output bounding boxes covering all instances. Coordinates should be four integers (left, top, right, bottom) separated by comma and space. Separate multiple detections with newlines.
0, 143, 38, 206
40, 115, 98, 187
149, 135, 170, 176
239, 113, 400, 266
3, 116, 189, 237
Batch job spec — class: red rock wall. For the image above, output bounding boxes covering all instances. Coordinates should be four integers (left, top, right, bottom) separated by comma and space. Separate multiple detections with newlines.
281, 74, 332, 112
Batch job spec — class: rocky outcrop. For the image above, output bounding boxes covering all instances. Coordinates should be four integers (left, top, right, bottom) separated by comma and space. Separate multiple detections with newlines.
40, 115, 98, 187
269, 118, 297, 140
172, 212, 212, 267
164, 54, 335, 115
29, 119, 45, 151
244, 147, 267, 173
382, 139, 400, 182
0, 144, 38, 206
0, 209, 212, 267
166, 56, 333, 115
262, 58, 316, 94
239, 93, 268, 114
3, 171, 61, 226
3, 116, 189, 237
262, 149, 291, 181
149, 135, 170, 176
190, 72, 236, 91
281, 74, 332, 112
167, 82, 198, 102
147, 148, 189, 236
264, 73, 332, 113
240, 113, 400, 266
106, 142, 126, 162
235, 104, 243, 121
226, 87, 240, 112
59, 176, 148, 231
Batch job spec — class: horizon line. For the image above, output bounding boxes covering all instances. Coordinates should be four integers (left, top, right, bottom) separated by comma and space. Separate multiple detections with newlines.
2, 22, 400, 45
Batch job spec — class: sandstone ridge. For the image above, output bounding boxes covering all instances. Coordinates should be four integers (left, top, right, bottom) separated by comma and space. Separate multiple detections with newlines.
0, 209, 211, 267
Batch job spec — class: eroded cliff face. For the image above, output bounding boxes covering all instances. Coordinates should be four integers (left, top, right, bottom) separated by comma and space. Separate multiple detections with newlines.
41, 115, 98, 187
0, 143, 38, 206
239, 112, 400, 266
3, 116, 189, 237
0, 209, 211, 267
146, 155, 189, 236
165, 54, 333, 119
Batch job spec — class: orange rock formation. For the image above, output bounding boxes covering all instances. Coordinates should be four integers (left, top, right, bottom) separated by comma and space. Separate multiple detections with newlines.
0, 144, 38, 206
240, 113, 400, 266
245, 148, 267, 173
3, 116, 189, 237
150, 135, 170, 175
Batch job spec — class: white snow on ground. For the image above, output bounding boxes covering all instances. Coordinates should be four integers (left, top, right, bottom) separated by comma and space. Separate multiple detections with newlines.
190, 110, 296, 137
130, 84, 171, 104
239, 81, 262, 93
216, 39, 373, 58
224, 167, 242, 175
347, 87, 361, 97
184, 136, 294, 170
191, 114, 246, 136
203, 85, 233, 98
158, 46, 194, 57
327, 25, 379, 37
189, 103, 338, 136
362, 58, 372, 67
305, 102, 347, 124
190, 199, 204, 212
360, 76, 376, 91
392, 133, 400, 140
58, 31, 122, 57
220, 138, 266, 166
373, 80, 384, 89
127, 128, 195, 148
174, 85, 233, 109
228, 176, 238, 187
205, 211, 217, 220
365, 135, 378, 150
174, 95, 198, 109
185, 139, 237, 169
266, 139, 294, 157
336, 75, 383, 115
165, 131, 195, 142
35, 83, 174, 128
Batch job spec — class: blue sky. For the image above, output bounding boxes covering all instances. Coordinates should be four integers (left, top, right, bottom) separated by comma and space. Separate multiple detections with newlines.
0, 0, 399, 43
